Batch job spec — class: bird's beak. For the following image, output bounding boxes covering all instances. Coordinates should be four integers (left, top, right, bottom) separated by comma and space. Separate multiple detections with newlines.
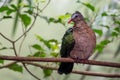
68, 19, 72, 24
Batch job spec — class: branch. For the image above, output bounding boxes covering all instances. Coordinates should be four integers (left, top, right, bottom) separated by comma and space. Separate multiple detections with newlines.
0, 33, 13, 43
0, 61, 120, 78
0, 55, 120, 68
39, 0, 51, 12
24, 62, 120, 78
23, 63, 41, 80
0, 62, 17, 69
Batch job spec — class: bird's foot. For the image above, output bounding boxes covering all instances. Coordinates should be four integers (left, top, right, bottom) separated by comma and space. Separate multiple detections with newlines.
71, 57, 88, 64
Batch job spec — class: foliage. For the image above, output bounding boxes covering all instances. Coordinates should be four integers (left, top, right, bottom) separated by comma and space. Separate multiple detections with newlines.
0, 0, 120, 80
8, 63, 23, 73
43, 69, 53, 77
30, 35, 59, 58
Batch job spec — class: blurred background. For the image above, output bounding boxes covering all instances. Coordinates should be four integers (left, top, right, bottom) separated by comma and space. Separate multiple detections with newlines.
0, 0, 120, 80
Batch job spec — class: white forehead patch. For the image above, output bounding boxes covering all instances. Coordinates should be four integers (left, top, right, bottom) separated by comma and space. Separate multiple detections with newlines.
71, 14, 79, 19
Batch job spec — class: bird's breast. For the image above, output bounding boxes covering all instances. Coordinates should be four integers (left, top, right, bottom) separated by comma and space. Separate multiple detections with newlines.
70, 27, 96, 60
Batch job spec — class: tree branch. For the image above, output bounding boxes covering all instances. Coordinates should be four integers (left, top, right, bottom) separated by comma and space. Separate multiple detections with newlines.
24, 62, 120, 78
0, 61, 120, 78
0, 55, 120, 68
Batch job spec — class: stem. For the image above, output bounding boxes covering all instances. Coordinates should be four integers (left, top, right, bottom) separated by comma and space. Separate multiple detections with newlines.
23, 63, 41, 80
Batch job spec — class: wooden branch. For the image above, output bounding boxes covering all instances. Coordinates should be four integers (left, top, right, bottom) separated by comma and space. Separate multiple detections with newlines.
0, 55, 120, 68
24, 62, 120, 78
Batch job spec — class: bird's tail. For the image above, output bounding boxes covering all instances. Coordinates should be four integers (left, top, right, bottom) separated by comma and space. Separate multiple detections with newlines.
58, 62, 74, 74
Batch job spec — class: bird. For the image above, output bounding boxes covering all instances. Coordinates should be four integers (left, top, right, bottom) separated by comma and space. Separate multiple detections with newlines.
58, 11, 96, 74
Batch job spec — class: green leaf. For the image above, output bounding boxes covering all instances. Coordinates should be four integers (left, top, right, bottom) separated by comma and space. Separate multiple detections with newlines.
40, 0, 46, 3
25, 9, 33, 15
8, 63, 23, 73
20, 14, 31, 27
95, 40, 111, 52
43, 69, 53, 77
10, 4, 18, 10
95, 44, 104, 53
81, 2, 95, 11
36, 35, 51, 49
0, 6, 9, 12
50, 52, 58, 57
101, 12, 108, 16
112, 32, 118, 37
100, 24, 109, 29
0, 47, 7, 50
94, 29, 103, 36
32, 44, 44, 51
101, 40, 111, 45
114, 21, 120, 25
114, 27, 120, 33
6, 9, 15, 15
33, 52, 46, 57
0, 60, 4, 64
0, 47, 13, 50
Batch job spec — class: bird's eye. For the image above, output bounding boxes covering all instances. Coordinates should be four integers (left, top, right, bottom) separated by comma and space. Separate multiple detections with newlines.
75, 15, 78, 17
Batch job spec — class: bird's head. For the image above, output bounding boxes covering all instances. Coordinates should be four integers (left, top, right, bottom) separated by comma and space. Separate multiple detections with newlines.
68, 11, 84, 24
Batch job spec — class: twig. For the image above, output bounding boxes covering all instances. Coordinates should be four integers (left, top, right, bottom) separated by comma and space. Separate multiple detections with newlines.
23, 63, 41, 80
0, 33, 13, 43
0, 56, 120, 68
0, 61, 17, 69
39, 0, 51, 12
12, 42, 18, 56
72, 70, 120, 78
14, 15, 37, 42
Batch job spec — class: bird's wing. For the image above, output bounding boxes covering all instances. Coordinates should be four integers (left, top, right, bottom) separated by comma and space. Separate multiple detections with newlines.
60, 28, 75, 57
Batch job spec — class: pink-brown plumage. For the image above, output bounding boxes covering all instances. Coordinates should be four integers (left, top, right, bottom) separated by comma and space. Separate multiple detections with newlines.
70, 20, 96, 59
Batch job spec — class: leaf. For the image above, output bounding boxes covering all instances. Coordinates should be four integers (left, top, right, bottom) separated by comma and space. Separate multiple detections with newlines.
95, 40, 111, 52
48, 39, 58, 44
36, 35, 51, 49
0, 47, 7, 50
0, 6, 9, 12
101, 12, 108, 16
50, 52, 58, 57
94, 29, 103, 36
112, 32, 118, 37
33, 51, 46, 57
43, 69, 53, 77
40, 0, 46, 3
114, 27, 120, 33
0, 60, 4, 64
20, 14, 31, 27
0, 47, 13, 50
6, 9, 15, 15
48, 17, 62, 24
95, 44, 104, 53
100, 24, 109, 29
8, 63, 23, 73
32, 44, 44, 51
114, 21, 120, 25
10, 4, 18, 10
25, 9, 33, 15
81, 2, 95, 11
100, 40, 111, 45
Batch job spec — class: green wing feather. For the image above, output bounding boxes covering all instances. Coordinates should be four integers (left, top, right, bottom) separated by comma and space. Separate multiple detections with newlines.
60, 28, 75, 57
